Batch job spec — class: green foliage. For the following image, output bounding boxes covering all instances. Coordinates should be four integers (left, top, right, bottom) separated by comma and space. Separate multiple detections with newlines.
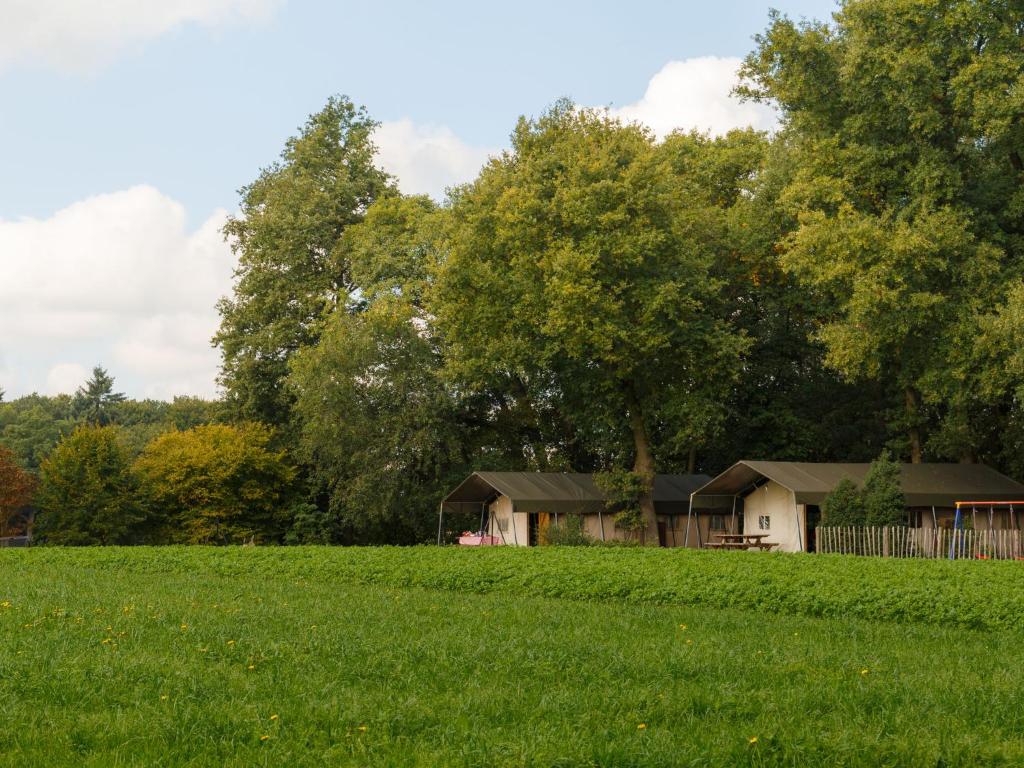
35, 426, 143, 545
289, 296, 468, 544
540, 515, 592, 546
594, 469, 649, 532
0, 393, 77, 472
821, 477, 866, 526
283, 501, 335, 545
821, 453, 907, 528
861, 451, 906, 527
215, 96, 396, 426
133, 424, 295, 544
72, 366, 126, 426
739, 1, 1024, 462
434, 103, 749, 535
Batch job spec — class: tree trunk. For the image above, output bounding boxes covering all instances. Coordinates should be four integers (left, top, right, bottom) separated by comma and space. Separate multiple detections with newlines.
627, 396, 659, 547
687, 446, 697, 475
905, 387, 923, 464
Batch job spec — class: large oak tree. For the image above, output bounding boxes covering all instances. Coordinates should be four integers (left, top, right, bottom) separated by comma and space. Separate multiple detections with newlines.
433, 104, 748, 541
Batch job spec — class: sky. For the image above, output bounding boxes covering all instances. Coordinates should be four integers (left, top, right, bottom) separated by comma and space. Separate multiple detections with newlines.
0, 0, 837, 401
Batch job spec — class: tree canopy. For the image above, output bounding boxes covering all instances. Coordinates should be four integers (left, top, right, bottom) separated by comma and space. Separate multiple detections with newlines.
214, 96, 397, 427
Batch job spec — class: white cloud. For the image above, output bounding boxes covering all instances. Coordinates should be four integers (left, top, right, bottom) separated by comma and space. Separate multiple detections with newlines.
374, 119, 496, 200
45, 363, 89, 396
0, 0, 282, 73
371, 58, 776, 199
608, 57, 778, 138
0, 186, 234, 400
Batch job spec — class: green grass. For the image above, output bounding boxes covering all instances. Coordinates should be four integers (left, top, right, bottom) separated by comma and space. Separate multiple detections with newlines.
1, 548, 1022, 766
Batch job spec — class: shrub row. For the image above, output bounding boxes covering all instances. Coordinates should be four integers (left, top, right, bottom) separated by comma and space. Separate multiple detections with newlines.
7, 546, 1024, 631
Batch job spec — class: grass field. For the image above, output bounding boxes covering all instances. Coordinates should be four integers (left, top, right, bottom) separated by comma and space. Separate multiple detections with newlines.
1, 548, 1022, 766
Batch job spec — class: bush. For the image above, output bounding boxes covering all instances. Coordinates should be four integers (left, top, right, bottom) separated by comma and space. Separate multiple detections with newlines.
284, 502, 335, 545
822, 477, 865, 526
862, 450, 906, 527
35, 425, 144, 545
133, 423, 295, 544
540, 515, 592, 546
822, 451, 907, 528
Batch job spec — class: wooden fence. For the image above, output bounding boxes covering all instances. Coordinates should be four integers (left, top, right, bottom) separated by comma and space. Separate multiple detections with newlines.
816, 526, 1024, 560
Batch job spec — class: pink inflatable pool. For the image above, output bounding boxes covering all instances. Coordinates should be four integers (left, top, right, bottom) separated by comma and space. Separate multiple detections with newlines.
458, 532, 503, 546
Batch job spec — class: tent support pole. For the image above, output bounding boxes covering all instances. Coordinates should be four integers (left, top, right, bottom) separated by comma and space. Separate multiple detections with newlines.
794, 490, 803, 552
511, 505, 519, 546
496, 505, 507, 545
479, 502, 486, 537
730, 495, 737, 534
598, 508, 606, 541
437, 504, 444, 546
684, 503, 693, 548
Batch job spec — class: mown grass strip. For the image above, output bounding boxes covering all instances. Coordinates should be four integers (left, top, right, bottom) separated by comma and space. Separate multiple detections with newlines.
1, 555, 1022, 766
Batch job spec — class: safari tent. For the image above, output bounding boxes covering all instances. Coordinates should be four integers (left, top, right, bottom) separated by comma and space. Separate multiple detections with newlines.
688, 461, 1024, 553
440, 472, 710, 546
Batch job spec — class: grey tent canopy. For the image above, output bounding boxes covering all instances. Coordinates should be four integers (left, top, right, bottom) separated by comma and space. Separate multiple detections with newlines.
690, 461, 1024, 509
442, 472, 711, 515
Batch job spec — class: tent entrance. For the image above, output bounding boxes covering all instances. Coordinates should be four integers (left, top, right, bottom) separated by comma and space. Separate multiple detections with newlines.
527, 512, 551, 546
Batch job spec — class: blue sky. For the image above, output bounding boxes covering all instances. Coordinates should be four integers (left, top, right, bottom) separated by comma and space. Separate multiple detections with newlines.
0, 0, 837, 400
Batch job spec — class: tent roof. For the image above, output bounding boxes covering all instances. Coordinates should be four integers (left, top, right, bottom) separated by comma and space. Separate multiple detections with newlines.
690, 461, 1024, 508
442, 472, 711, 515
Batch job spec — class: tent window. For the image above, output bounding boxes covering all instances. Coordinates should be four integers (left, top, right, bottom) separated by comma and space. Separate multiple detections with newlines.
758, 515, 770, 531
710, 514, 726, 531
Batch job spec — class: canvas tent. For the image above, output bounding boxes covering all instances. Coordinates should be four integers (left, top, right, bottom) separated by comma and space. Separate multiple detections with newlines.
688, 461, 1024, 552
440, 472, 710, 546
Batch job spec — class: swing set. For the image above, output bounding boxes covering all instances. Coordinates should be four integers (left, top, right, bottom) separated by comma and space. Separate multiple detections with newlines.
948, 500, 1024, 560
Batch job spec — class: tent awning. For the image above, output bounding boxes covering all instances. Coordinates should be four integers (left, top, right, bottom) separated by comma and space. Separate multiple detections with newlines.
442, 472, 711, 515
690, 461, 1024, 508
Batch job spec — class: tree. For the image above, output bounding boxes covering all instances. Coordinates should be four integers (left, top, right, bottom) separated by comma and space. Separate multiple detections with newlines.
35, 426, 143, 545
133, 424, 295, 544
215, 96, 396, 426
862, 451, 906, 527
0, 446, 36, 537
434, 104, 748, 542
289, 296, 469, 544
72, 366, 126, 426
739, 1, 1024, 463
821, 477, 865, 527
0, 394, 77, 471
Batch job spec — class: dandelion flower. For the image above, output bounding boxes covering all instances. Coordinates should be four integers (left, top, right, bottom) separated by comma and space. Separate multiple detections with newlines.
260, 735, 270, 742
160, 695, 169, 701
860, 668, 869, 676
270, 714, 279, 721
227, 640, 236, 646
1, 601, 11, 609
357, 725, 368, 732
180, 624, 188, 631
637, 723, 646, 730
679, 624, 686, 630
749, 736, 758, 744
248, 664, 256, 670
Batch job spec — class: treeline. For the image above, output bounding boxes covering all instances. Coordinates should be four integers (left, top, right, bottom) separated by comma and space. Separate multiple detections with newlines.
0, 368, 297, 543
5, 0, 1024, 545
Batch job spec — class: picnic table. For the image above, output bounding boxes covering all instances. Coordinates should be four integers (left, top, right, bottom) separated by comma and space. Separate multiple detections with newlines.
704, 533, 778, 551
